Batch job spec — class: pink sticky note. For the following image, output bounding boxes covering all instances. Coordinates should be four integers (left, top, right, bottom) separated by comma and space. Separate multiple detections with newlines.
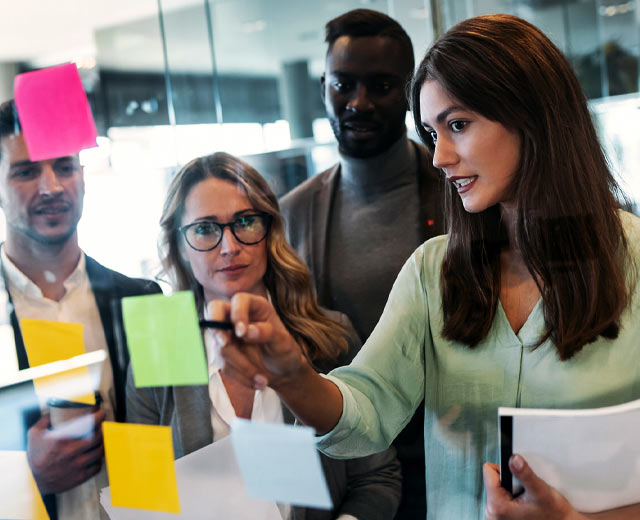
14, 63, 98, 161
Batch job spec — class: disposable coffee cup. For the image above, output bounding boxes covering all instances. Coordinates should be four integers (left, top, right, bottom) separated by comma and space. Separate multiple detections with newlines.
47, 394, 100, 440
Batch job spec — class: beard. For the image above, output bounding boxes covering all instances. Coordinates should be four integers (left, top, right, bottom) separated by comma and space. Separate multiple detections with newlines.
23, 223, 78, 246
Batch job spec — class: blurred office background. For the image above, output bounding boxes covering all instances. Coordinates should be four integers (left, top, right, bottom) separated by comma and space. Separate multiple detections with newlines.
0, 0, 638, 280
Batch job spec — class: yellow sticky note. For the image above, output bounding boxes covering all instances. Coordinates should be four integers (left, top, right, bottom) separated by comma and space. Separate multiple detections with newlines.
20, 319, 95, 405
0, 451, 50, 520
103, 422, 180, 513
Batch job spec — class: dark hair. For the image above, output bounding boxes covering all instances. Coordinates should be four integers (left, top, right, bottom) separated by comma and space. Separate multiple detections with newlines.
0, 100, 20, 161
325, 9, 414, 78
410, 14, 633, 360
159, 152, 349, 363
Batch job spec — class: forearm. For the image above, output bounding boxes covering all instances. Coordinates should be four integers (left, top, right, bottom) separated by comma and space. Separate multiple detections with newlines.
273, 360, 343, 434
584, 503, 640, 519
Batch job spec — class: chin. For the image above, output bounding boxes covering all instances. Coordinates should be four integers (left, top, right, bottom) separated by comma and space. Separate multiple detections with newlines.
461, 200, 488, 214
29, 229, 76, 246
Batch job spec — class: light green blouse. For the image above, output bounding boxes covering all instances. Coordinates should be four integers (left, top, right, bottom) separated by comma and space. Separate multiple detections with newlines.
318, 211, 640, 519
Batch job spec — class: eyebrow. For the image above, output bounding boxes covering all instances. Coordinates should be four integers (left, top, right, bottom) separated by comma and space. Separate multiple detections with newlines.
423, 105, 468, 128
9, 156, 76, 168
9, 159, 36, 168
192, 209, 256, 222
329, 71, 401, 81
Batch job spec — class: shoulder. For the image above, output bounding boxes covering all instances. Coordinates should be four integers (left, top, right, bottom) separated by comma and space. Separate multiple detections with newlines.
85, 255, 162, 297
620, 210, 640, 244
398, 234, 448, 293
415, 234, 448, 269
279, 164, 338, 211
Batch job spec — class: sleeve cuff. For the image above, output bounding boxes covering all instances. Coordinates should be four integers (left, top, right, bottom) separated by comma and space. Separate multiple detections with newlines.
314, 374, 362, 456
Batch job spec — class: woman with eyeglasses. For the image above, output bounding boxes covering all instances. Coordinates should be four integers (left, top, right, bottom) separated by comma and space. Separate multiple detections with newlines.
210, 15, 640, 520
125, 151, 401, 520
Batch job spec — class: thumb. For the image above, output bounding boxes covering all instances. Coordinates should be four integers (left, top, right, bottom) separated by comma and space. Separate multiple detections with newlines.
509, 454, 546, 498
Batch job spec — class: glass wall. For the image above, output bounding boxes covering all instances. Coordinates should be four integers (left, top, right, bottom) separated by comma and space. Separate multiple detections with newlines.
1, 0, 638, 281
438, 0, 640, 205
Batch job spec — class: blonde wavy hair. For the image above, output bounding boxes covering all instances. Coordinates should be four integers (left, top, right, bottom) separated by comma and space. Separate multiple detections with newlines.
159, 151, 349, 363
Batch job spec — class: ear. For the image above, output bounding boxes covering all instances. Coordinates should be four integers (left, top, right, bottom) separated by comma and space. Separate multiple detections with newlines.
320, 74, 326, 105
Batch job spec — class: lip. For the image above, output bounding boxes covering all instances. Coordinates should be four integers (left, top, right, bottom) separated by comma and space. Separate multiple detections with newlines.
448, 175, 478, 194
342, 120, 380, 137
218, 264, 248, 273
31, 202, 72, 216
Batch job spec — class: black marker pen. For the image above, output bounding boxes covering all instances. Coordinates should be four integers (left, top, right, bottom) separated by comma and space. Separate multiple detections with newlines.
199, 319, 234, 330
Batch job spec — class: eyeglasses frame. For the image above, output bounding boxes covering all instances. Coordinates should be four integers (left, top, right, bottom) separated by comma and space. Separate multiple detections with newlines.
179, 213, 272, 252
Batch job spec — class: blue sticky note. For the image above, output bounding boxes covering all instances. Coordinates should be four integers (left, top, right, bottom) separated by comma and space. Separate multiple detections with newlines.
231, 419, 332, 509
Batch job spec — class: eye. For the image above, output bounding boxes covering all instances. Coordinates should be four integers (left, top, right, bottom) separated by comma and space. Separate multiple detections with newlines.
235, 215, 258, 230
10, 166, 38, 180
372, 81, 392, 94
422, 128, 437, 146
193, 221, 218, 236
54, 162, 78, 177
450, 120, 467, 132
331, 80, 352, 93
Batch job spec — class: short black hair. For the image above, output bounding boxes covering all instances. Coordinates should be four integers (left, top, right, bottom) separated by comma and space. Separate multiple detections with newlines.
0, 99, 20, 161
325, 9, 414, 78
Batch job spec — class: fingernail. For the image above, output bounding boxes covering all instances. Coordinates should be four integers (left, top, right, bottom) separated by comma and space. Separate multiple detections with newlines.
247, 324, 259, 340
235, 322, 246, 337
254, 374, 268, 390
511, 454, 524, 471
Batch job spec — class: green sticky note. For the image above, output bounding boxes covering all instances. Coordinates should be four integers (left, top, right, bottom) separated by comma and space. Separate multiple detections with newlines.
122, 291, 208, 387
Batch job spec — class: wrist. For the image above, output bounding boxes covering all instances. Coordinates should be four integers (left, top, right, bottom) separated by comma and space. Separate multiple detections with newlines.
271, 350, 314, 392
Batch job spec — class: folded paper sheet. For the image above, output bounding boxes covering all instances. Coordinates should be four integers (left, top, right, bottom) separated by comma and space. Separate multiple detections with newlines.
231, 418, 332, 509
0, 450, 49, 520
14, 63, 98, 161
20, 318, 95, 405
100, 436, 281, 520
122, 291, 208, 387
103, 422, 180, 514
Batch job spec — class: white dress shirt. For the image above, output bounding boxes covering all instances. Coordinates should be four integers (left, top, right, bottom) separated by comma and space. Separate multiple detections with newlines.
1, 246, 112, 520
204, 327, 294, 519
203, 324, 359, 520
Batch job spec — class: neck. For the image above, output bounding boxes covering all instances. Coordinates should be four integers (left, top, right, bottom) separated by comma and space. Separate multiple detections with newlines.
500, 204, 519, 250
4, 231, 82, 301
339, 133, 414, 191
499, 203, 529, 270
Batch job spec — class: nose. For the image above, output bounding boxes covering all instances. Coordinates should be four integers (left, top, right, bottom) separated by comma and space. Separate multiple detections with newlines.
432, 135, 458, 170
346, 84, 374, 113
218, 226, 241, 256
38, 165, 64, 196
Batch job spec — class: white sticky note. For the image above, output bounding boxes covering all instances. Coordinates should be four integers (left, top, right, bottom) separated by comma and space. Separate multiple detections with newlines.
231, 418, 332, 509
0, 450, 49, 519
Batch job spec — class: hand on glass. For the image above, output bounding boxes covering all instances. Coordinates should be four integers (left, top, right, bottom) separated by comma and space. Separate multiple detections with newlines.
483, 454, 583, 520
27, 409, 106, 495
208, 293, 306, 390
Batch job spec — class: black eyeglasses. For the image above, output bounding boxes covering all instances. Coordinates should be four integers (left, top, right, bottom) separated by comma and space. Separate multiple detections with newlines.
180, 213, 272, 251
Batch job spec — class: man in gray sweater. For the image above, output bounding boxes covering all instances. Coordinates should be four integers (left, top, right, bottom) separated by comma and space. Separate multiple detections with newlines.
280, 9, 444, 519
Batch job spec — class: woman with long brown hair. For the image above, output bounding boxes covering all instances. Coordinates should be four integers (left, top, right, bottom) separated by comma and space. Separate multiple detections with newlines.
212, 14, 640, 519
126, 152, 401, 519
